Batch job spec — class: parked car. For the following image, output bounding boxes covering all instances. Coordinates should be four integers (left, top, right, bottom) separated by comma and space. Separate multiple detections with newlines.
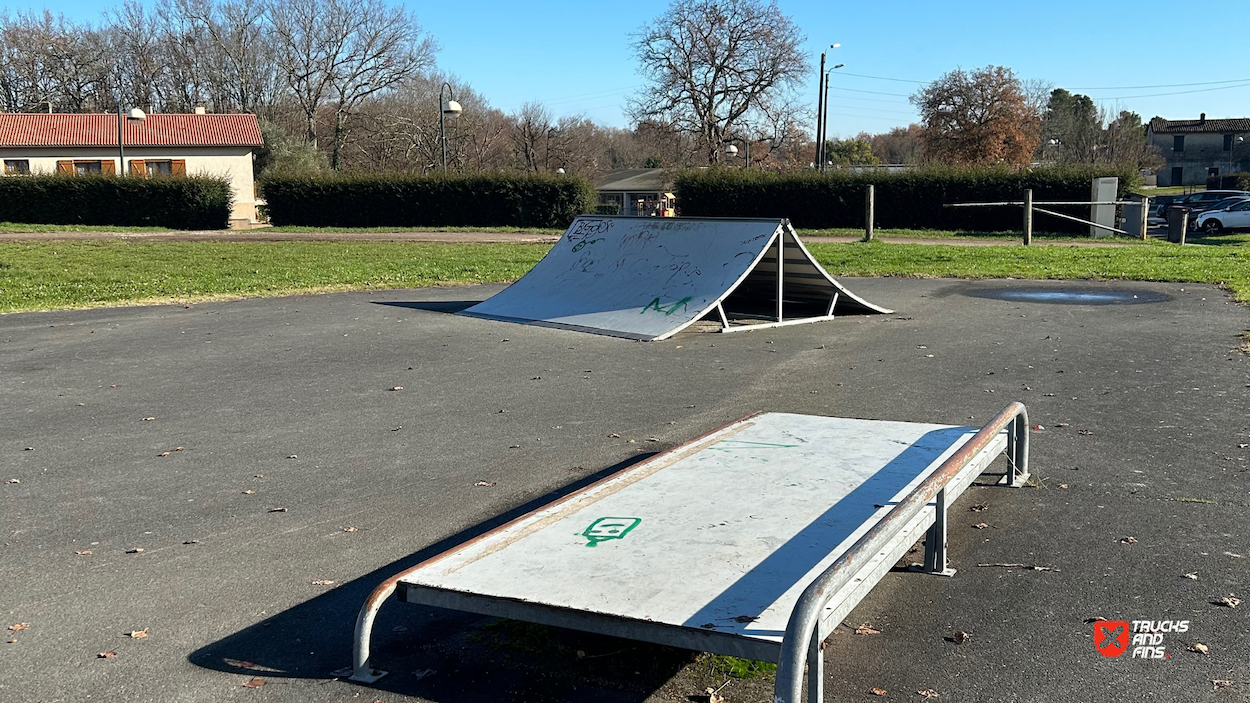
1191, 199, 1250, 234
1159, 190, 1250, 218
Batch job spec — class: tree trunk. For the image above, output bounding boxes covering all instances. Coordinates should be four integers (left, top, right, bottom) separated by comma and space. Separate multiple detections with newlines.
331, 111, 346, 171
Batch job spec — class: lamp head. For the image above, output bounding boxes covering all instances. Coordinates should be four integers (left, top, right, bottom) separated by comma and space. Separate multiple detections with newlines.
724, 144, 739, 157
127, 107, 146, 121
442, 100, 462, 117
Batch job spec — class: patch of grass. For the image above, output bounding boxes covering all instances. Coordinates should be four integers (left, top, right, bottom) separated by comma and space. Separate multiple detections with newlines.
0, 240, 546, 313
806, 239, 1250, 303
705, 654, 776, 679
795, 227, 1138, 243
266, 224, 563, 235
0, 221, 169, 233
5, 236, 1250, 314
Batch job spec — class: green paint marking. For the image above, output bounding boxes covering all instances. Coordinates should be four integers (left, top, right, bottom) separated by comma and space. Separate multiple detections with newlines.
581, 517, 641, 547
571, 238, 604, 252
640, 296, 693, 316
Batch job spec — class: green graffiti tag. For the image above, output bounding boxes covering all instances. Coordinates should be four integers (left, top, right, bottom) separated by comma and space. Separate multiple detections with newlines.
581, 517, 642, 547
640, 296, 693, 316
571, 238, 604, 252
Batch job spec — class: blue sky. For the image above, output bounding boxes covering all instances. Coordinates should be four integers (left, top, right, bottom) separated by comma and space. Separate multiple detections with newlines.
16, 0, 1250, 137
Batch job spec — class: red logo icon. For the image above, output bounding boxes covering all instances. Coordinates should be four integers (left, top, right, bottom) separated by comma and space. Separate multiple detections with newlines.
1095, 621, 1129, 658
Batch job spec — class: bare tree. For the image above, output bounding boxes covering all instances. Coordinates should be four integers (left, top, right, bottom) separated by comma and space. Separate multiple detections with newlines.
511, 101, 553, 173
628, 0, 808, 165
267, 0, 436, 169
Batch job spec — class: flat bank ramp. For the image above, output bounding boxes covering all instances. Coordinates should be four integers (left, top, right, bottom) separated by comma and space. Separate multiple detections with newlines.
458, 216, 892, 341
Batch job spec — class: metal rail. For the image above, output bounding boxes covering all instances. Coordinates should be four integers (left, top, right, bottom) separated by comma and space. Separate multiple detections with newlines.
772, 402, 1029, 703
944, 200, 1138, 207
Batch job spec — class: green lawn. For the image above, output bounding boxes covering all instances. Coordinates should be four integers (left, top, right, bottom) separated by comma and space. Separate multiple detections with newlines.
2, 238, 1249, 314
796, 227, 1145, 243
0, 222, 169, 233
266, 225, 565, 235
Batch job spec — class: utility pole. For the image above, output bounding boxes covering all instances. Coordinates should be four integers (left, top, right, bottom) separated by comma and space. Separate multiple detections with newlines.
815, 44, 839, 171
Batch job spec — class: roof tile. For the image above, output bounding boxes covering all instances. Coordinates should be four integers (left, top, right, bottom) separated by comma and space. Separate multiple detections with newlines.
0, 113, 263, 148
1150, 116, 1250, 134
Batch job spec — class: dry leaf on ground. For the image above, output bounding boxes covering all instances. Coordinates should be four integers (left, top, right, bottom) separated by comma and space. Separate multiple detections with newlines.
128, 628, 149, 639
608, 433, 620, 438
126, 548, 144, 554
76, 550, 92, 555
342, 526, 358, 532
970, 503, 988, 512
854, 623, 881, 635
312, 580, 334, 586
972, 523, 989, 530
242, 489, 255, 495
286, 455, 297, 459
241, 677, 264, 688
1190, 643, 1209, 655
4, 478, 18, 484
1183, 572, 1198, 580
705, 688, 724, 703
388, 386, 403, 391
953, 631, 970, 644
143, 417, 155, 421
98, 650, 117, 658
475, 481, 495, 487
158, 452, 171, 457
268, 507, 288, 513
918, 689, 939, 699
870, 688, 888, 697
1119, 536, 1138, 544
1215, 595, 1241, 608
1212, 680, 1232, 691
8, 623, 28, 632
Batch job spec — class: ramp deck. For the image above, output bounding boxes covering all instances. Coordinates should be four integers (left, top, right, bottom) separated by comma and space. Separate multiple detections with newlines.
349, 404, 1030, 702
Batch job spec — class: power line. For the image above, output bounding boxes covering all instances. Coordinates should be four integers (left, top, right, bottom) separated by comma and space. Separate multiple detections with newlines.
1072, 77, 1250, 90
834, 71, 926, 84
1091, 80, 1250, 100
825, 84, 913, 98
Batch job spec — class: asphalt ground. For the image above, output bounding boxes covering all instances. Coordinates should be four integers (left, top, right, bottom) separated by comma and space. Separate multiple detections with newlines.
2, 277, 1248, 702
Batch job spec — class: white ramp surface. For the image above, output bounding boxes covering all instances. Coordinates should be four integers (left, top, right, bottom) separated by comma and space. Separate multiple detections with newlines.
397, 413, 1000, 645
459, 216, 890, 340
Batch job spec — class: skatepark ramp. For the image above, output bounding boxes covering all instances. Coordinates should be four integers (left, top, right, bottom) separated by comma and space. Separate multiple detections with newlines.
459, 216, 892, 341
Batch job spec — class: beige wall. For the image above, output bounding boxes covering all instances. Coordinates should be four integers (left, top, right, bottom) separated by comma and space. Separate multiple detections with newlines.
0, 146, 256, 221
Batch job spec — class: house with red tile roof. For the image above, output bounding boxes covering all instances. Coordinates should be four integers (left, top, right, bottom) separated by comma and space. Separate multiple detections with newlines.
1147, 114, 1250, 187
0, 111, 265, 226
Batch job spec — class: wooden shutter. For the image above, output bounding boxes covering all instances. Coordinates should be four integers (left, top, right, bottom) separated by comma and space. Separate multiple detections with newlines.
130, 159, 147, 177
57, 160, 73, 175
171, 160, 186, 176
101, 160, 116, 175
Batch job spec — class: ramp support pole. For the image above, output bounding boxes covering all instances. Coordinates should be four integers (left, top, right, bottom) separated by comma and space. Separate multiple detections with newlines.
919, 487, 955, 576
776, 233, 784, 322
806, 628, 824, 703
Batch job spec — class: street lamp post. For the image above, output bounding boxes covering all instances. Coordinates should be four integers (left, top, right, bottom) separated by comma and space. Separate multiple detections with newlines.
439, 82, 462, 173
117, 104, 146, 176
814, 43, 840, 171
820, 63, 844, 172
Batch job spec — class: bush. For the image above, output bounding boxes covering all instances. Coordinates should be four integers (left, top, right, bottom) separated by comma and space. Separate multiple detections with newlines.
0, 175, 232, 230
674, 165, 1142, 233
261, 173, 597, 229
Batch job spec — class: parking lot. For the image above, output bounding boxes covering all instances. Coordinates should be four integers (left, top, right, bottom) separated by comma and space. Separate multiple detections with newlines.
2, 277, 1248, 702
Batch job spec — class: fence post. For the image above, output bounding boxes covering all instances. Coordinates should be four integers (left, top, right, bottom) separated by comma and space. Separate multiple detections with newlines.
863, 184, 875, 242
1139, 197, 1149, 241
1022, 189, 1033, 246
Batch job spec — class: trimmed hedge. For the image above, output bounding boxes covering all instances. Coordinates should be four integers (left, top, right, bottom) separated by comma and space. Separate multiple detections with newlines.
674, 166, 1142, 233
261, 173, 597, 229
0, 175, 232, 230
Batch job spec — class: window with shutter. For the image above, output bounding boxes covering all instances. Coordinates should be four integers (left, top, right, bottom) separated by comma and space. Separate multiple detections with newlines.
130, 160, 147, 177
100, 160, 116, 175
57, 160, 73, 174
171, 160, 186, 176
